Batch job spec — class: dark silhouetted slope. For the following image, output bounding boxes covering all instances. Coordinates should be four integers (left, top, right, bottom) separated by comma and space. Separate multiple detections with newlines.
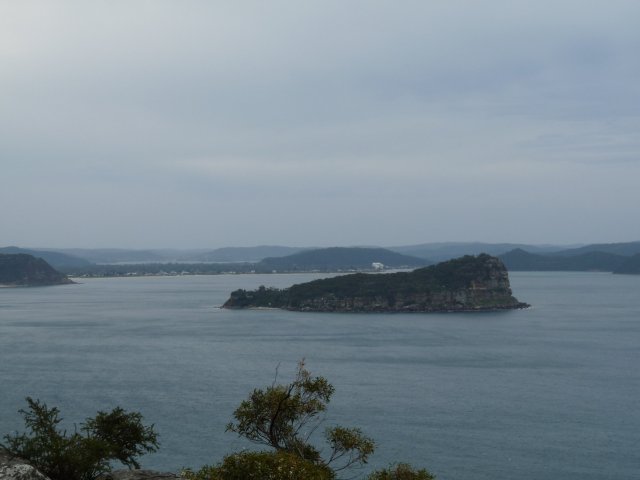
613, 254, 640, 274
185, 246, 308, 263
389, 242, 571, 262
0, 254, 74, 286
549, 241, 640, 257
50, 248, 165, 264
0, 247, 91, 268
500, 249, 626, 271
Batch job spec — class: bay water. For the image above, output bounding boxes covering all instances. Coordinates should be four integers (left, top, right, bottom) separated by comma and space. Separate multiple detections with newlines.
0, 272, 638, 479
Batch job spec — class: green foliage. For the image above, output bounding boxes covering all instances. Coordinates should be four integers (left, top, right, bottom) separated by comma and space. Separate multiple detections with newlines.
224, 285, 288, 308
325, 426, 375, 473
82, 407, 158, 469
4, 367, 433, 480
226, 360, 375, 472
182, 451, 334, 480
2, 397, 159, 480
366, 463, 436, 480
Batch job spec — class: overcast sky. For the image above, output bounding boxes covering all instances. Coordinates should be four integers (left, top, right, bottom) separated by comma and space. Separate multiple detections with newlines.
2, 1, 639, 248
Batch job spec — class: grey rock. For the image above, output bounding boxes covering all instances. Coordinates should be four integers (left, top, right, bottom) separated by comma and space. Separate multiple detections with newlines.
0, 450, 51, 480
0, 451, 179, 480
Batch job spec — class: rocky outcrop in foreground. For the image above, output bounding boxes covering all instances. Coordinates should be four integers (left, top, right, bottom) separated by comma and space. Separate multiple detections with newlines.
223, 254, 529, 313
0, 449, 178, 480
0, 450, 49, 480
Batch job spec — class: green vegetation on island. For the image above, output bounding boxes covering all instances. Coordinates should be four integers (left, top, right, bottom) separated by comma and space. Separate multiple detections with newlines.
223, 254, 528, 312
0, 254, 74, 287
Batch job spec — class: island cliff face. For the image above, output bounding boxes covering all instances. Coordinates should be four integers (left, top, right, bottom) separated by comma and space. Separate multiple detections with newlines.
223, 254, 529, 312
0, 254, 74, 287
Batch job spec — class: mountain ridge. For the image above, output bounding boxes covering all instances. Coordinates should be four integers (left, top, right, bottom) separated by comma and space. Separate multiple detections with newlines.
0, 247, 91, 268
258, 247, 429, 271
499, 248, 628, 272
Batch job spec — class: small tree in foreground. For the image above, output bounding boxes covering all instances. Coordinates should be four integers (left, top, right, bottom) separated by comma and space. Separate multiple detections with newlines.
2, 397, 159, 480
184, 360, 435, 479
225, 360, 375, 473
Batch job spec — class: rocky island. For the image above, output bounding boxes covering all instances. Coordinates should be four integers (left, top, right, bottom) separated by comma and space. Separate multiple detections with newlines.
0, 253, 74, 287
223, 254, 529, 312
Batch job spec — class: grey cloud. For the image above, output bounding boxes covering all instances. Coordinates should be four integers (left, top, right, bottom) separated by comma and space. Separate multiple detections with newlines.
1, 1, 639, 247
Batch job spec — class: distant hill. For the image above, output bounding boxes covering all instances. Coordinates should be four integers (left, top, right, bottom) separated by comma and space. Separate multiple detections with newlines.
499, 249, 627, 272
389, 242, 572, 262
258, 247, 429, 272
56, 248, 426, 277
60, 261, 259, 277
612, 254, 640, 274
0, 247, 91, 268
0, 254, 74, 286
184, 246, 308, 263
548, 241, 640, 257
223, 254, 528, 312
51, 248, 166, 264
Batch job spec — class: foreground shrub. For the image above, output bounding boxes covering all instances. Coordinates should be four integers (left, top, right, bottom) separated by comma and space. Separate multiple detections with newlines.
215, 361, 430, 479
182, 450, 334, 480
226, 360, 374, 473
367, 463, 436, 480
2, 397, 158, 480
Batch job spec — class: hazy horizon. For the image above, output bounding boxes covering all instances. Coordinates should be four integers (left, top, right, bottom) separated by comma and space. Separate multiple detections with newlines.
3, 240, 618, 252
2, 1, 639, 249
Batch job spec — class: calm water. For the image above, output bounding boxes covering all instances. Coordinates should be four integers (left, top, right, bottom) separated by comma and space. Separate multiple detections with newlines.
0, 272, 639, 479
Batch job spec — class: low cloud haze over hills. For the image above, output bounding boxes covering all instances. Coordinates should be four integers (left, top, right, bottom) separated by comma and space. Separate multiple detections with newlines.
1, 1, 639, 248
